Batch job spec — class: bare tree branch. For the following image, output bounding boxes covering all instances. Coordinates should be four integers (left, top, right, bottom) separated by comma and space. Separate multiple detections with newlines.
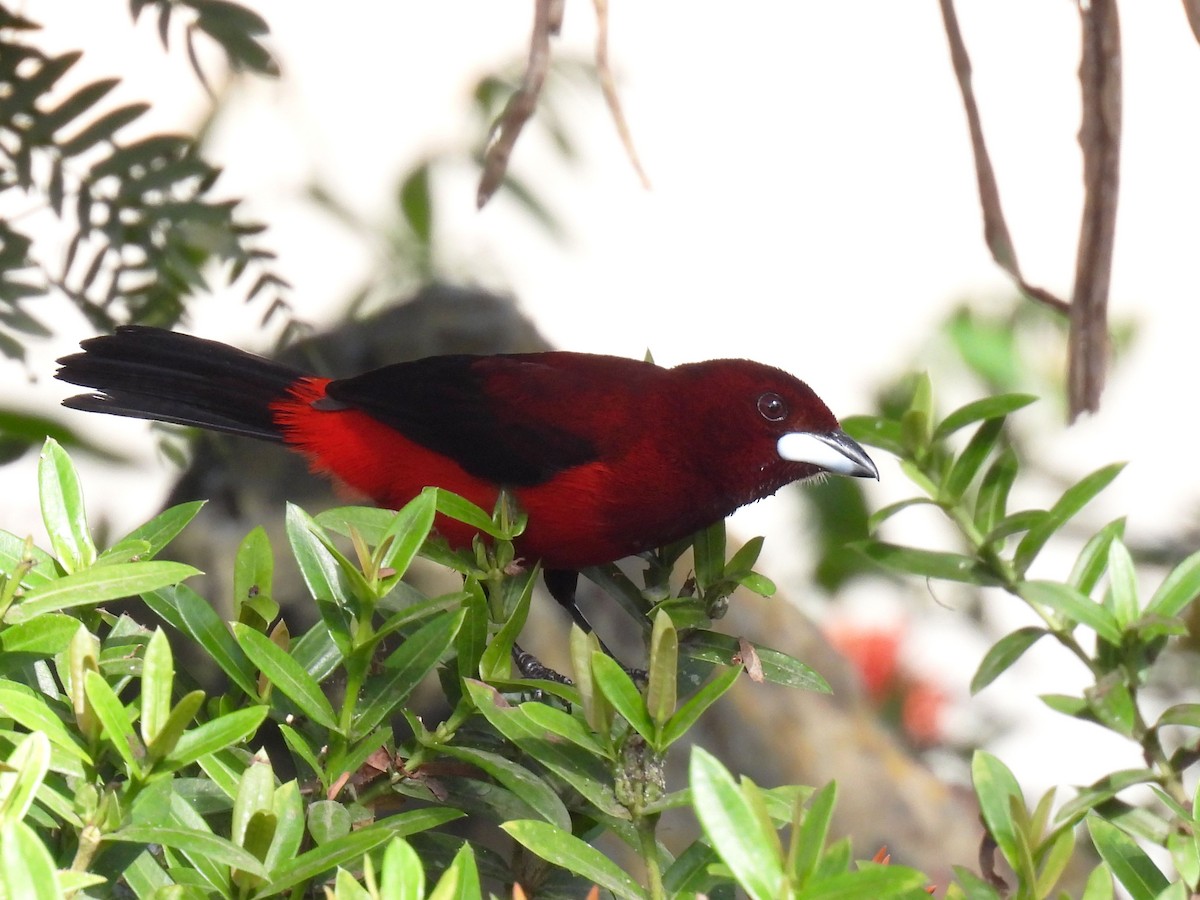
937, 0, 1070, 317
1068, 0, 1121, 420
593, 0, 651, 189
477, 0, 564, 209
1183, 0, 1200, 44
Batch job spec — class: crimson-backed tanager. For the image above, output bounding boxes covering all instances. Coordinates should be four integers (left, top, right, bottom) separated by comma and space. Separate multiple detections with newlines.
56, 326, 878, 629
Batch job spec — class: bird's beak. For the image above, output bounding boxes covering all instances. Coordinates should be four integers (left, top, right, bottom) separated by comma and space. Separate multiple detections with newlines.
776, 429, 879, 480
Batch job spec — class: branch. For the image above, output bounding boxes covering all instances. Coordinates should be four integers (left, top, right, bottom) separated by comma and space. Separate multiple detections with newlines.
1068, 0, 1121, 420
477, 0, 563, 209
937, 0, 1070, 317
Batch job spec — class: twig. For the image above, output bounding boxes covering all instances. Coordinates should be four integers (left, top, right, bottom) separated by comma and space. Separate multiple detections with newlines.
1183, 0, 1200, 45
477, 0, 564, 209
937, 0, 1070, 317
1068, 0, 1121, 420
592, 0, 651, 189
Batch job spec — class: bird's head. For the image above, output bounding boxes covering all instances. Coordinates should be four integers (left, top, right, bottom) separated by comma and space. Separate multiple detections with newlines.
675, 359, 878, 504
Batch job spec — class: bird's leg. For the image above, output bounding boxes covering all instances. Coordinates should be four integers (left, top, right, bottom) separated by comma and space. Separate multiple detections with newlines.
543, 568, 593, 633
542, 568, 646, 684
511, 643, 573, 684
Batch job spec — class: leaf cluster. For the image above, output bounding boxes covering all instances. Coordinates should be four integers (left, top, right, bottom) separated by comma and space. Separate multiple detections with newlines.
846, 376, 1200, 898
0, 439, 924, 899
0, 1, 290, 364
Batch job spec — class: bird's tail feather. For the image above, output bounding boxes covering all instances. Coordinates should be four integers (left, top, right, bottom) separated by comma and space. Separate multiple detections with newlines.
56, 326, 306, 443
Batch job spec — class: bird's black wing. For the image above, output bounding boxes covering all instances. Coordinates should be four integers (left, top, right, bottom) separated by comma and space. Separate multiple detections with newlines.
324, 354, 600, 486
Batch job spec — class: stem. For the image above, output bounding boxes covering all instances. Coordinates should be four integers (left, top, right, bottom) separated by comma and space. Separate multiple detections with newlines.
636, 813, 666, 900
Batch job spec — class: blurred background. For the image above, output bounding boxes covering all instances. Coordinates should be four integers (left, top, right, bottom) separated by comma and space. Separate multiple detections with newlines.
2, 0, 1200, 884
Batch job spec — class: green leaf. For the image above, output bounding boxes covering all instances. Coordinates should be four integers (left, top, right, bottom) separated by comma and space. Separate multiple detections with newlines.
439, 745, 571, 831
970, 627, 1048, 694
263, 780, 305, 877
1069, 518, 1126, 596
1014, 463, 1125, 575
1080, 863, 1115, 900
315, 506, 396, 545
145, 689, 206, 764
12, 561, 200, 621
1018, 581, 1123, 645
592, 652, 656, 744
378, 838, 424, 900
84, 670, 142, 777
1034, 825, 1077, 898
431, 489, 506, 538
111, 500, 205, 561
692, 520, 726, 593
973, 447, 1019, 536
0, 682, 90, 763
0, 532, 56, 589
233, 751, 276, 850
0, 820, 60, 900
646, 610, 677, 727
681, 632, 829, 692
0, 732, 50, 823
232, 623, 339, 730
1155, 703, 1200, 729
60, 102, 150, 156
690, 747, 784, 900
37, 438, 96, 572
0, 614, 80, 657
1104, 540, 1139, 628
307, 800, 351, 844
840, 414, 905, 457
285, 503, 353, 605
1087, 815, 1169, 900
352, 609, 464, 739
255, 810, 463, 897
933, 393, 1037, 441
163, 707, 269, 770
972, 751, 1024, 875
570, 626, 612, 735
853, 541, 999, 585
234, 526, 277, 624
399, 164, 433, 245
140, 629, 173, 746
143, 586, 258, 697
660, 665, 740, 747
502, 820, 647, 900
111, 825, 267, 879
426, 841, 480, 900
790, 781, 836, 885
942, 417, 1006, 503
519, 700, 609, 757
1145, 548, 1200, 619
377, 489, 437, 577
464, 680, 626, 818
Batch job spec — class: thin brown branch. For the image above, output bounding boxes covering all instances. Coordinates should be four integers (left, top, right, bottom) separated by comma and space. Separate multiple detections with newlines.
1068, 0, 1121, 420
1183, 0, 1200, 45
592, 0, 651, 190
476, 0, 564, 209
937, 0, 1070, 317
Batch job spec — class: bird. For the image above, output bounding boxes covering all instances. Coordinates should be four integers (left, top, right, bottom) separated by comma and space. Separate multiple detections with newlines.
55, 326, 878, 633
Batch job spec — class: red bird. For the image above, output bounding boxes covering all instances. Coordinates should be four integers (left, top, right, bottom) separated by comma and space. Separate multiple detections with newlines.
56, 326, 877, 627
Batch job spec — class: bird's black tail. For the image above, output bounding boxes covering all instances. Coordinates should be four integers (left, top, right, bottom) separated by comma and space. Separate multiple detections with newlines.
55, 326, 308, 443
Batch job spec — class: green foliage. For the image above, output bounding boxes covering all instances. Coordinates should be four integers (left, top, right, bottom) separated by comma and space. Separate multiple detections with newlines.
11, 361, 1200, 897
1, 438, 899, 898
847, 377, 1200, 898
0, 1, 289, 363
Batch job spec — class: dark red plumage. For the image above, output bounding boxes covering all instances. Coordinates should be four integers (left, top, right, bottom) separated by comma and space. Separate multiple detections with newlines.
56, 327, 877, 622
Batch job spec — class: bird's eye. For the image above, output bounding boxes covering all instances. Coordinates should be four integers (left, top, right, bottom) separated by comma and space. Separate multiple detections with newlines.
757, 392, 787, 422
